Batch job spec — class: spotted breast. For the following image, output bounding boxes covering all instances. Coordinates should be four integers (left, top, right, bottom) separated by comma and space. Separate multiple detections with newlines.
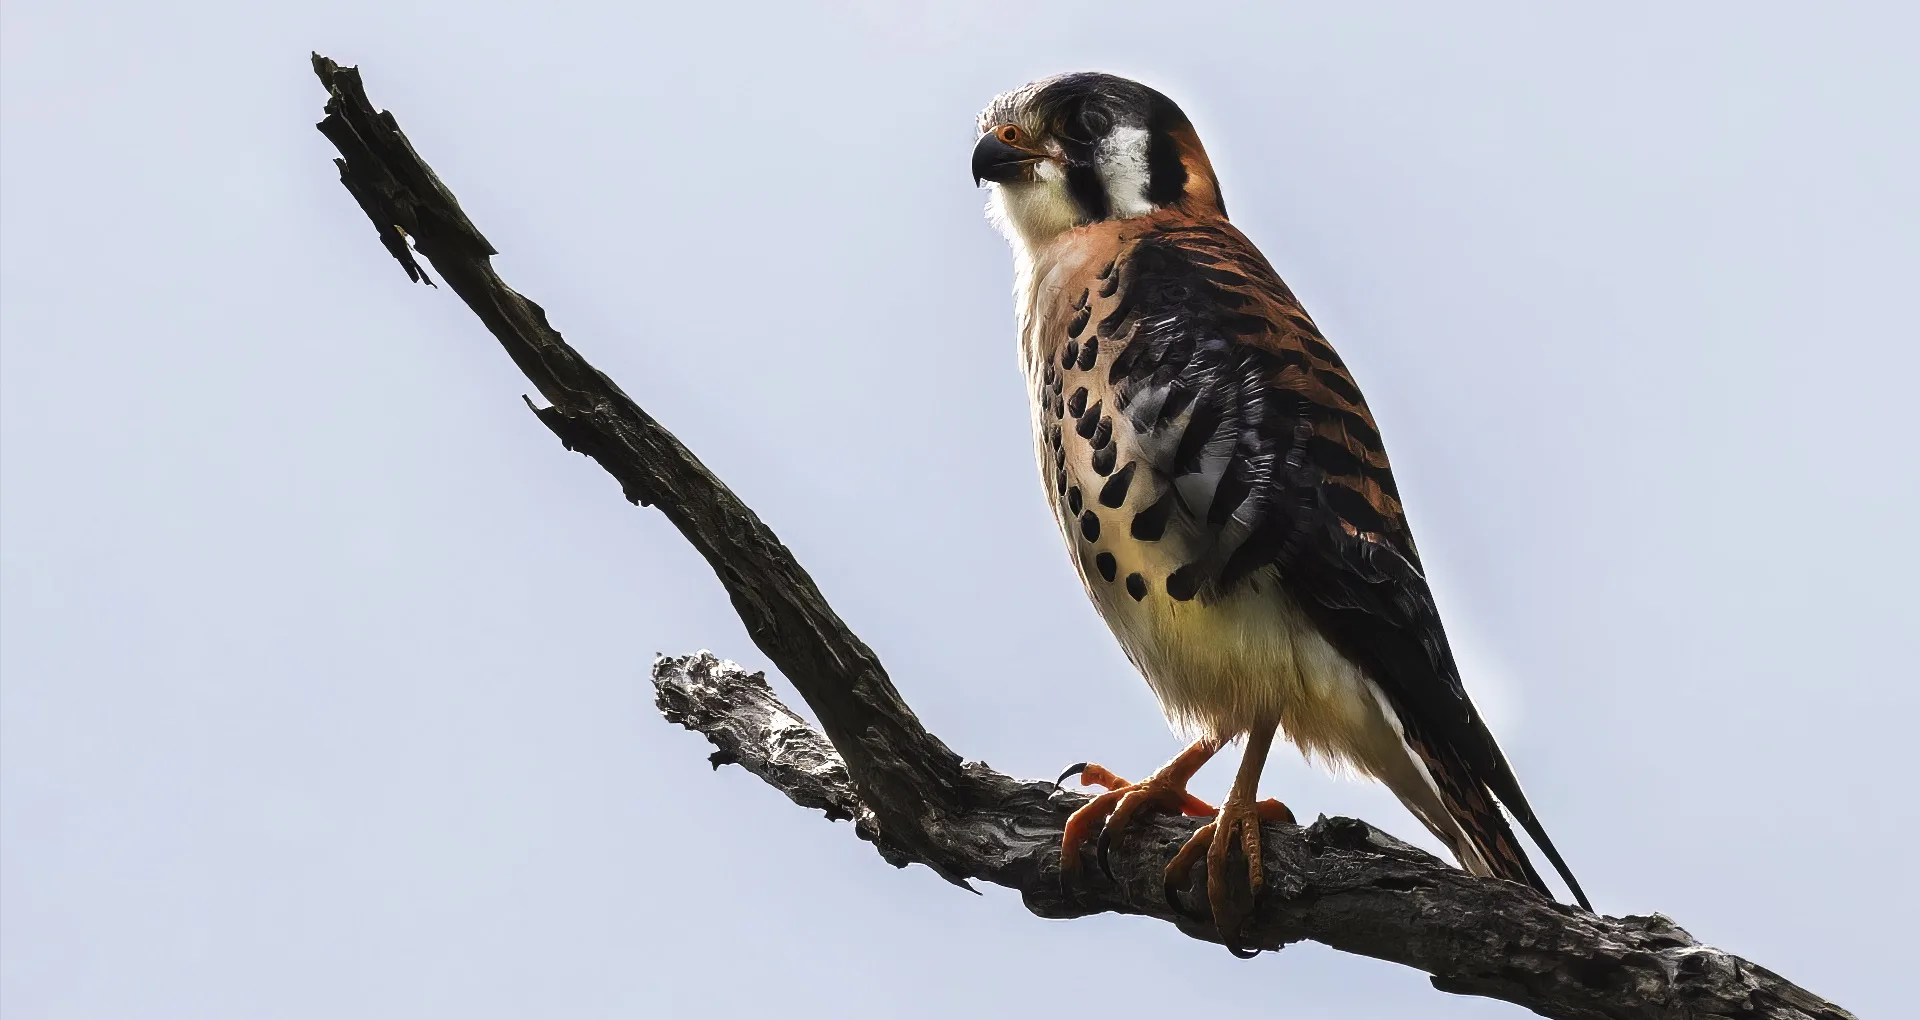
1022, 213, 1526, 869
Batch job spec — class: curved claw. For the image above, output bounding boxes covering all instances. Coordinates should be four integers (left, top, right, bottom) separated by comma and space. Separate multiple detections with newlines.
1167, 805, 1281, 957
1096, 825, 1116, 880
1054, 762, 1090, 788
1162, 819, 1215, 912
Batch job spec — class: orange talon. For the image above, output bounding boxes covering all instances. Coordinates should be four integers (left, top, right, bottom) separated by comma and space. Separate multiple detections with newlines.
1157, 723, 1286, 957
1069, 762, 1219, 817
1057, 739, 1222, 887
1061, 728, 1293, 958
1058, 787, 1126, 875
1182, 792, 1224, 818
1256, 797, 1295, 824
1075, 763, 1130, 792
1163, 819, 1217, 898
1164, 800, 1294, 903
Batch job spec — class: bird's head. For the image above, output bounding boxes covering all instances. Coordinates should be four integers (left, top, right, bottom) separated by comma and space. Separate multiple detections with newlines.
974, 72, 1225, 252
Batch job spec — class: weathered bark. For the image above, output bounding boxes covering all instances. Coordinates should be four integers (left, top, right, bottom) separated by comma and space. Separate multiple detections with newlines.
310, 54, 1856, 1020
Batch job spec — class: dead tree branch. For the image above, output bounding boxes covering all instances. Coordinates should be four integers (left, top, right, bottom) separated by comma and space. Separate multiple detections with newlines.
310, 54, 1855, 1020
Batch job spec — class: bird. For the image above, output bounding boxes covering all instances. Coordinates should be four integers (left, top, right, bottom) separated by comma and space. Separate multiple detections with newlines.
972, 72, 1590, 953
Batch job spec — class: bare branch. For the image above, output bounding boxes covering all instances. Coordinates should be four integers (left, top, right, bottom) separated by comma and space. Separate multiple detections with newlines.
310, 54, 1856, 1020
654, 652, 1848, 1020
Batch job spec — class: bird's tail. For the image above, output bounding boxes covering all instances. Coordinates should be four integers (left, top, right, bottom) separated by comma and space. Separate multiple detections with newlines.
1481, 747, 1592, 911
1407, 730, 1591, 911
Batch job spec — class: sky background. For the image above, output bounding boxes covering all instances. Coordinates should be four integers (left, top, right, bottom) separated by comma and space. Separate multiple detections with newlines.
4, 2, 1915, 1017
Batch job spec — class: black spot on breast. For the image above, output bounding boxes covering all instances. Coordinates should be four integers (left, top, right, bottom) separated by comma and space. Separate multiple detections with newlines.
1080, 511, 1100, 541
1075, 401, 1104, 439
1090, 443, 1116, 476
1125, 573, 1147, 600
1047, 424, 1061, 449
1066, 387, 1088, 418
1099, 270, 1120, 298
1055, 467, 1068, 494
1062, 340, 1079, 369
1097, 259, 1116, 281
1077, 335, 1098, 370
1166, 565, 1200, 602
1099, 461, 1135, 508
1067, 306, 1090, 338
1043, 362, 1056, 386
1073, 288, 1090, 310
1095, 552, 1117, 582
1067, 486, 1082, 514
1090, 417, 1112, 450
1051, 393, 1065, 418
1131, 489, 1175, 541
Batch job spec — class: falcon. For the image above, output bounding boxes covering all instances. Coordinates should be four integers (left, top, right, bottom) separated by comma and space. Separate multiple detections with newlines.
972, 72, 1590, 952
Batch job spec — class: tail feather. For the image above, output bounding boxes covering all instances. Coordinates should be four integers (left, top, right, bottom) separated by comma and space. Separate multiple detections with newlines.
1485, 751, 1592, 911
1405, 728, 1590, 911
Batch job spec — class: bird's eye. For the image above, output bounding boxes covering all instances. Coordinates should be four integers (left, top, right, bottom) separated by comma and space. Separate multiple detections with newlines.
996, 124, 1025, 146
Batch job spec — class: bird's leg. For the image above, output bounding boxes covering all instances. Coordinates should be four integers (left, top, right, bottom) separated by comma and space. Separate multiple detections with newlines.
1163, 721, 1294, 957
1057, 739, 1221, 883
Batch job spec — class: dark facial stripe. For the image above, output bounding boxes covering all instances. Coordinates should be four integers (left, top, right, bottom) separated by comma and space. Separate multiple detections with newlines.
1144, 100, 1189, 207
1065, 161, 1110, 221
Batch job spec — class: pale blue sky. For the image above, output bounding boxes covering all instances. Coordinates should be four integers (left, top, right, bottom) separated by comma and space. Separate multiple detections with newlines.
4, 2, 1914, 1017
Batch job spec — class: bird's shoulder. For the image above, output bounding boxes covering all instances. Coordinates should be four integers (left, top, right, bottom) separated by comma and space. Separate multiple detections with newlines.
1040, 215, 1420, 591
1079, 218, 1491, 748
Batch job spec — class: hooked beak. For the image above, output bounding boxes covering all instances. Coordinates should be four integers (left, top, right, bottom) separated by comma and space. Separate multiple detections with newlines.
972, 133, 1046, 185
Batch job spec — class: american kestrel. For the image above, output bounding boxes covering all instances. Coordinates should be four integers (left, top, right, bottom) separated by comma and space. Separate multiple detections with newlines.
973, 72, 1589, 952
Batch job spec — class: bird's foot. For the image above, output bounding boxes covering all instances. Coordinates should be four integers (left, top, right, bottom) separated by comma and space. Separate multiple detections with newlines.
1162, 794, 1295, 957
1055, 761, 1218, 883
